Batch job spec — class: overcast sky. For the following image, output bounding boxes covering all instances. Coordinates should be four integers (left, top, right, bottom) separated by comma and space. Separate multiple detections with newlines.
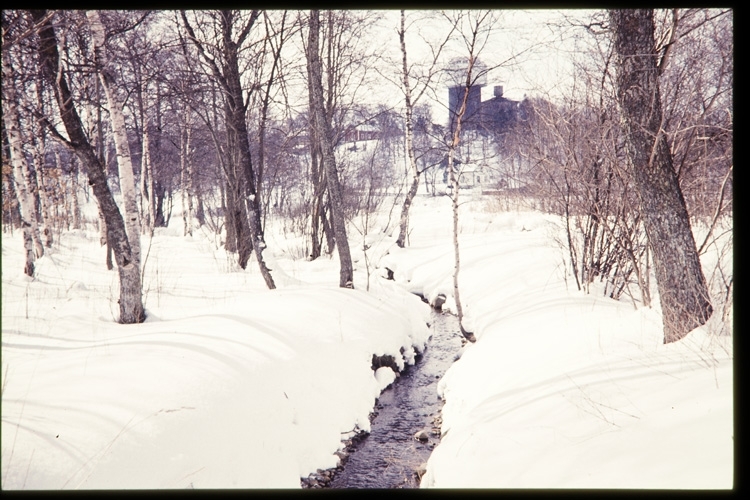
361, 9, 600, 124
264, 9, 602, 126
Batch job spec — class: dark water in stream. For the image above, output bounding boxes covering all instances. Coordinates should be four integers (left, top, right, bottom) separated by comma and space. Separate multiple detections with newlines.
328, 311, 463, 489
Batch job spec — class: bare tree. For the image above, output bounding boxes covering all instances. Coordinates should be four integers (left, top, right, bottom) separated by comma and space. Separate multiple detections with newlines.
180, 10, 276, 288
306, 9, 354, 288
610, 9, 712, 343
440, 10, 501, 342
2, 58, 42, 276
2, 16, 47, 276
31, 9, 145, 323
395, 10, 455, 248
87, 10, 142, 270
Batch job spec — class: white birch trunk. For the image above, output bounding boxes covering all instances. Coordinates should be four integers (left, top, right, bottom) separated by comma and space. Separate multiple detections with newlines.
7, 135, 38, 276
396, 10, 421, 248
87, 10, 141, 269
141, 115, 154, 235
447, 60, 476, 343
180, 107, 193, 237
2, 50, 44, 268
140, 127, 148, 230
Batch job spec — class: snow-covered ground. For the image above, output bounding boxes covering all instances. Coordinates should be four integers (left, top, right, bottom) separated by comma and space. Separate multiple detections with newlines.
1, 216, 430, 488
383, 196, 733, 489
1, 191, 733, 489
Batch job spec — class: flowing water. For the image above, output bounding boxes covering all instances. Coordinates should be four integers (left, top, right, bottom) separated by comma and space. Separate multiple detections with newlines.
328, 311, 463, 489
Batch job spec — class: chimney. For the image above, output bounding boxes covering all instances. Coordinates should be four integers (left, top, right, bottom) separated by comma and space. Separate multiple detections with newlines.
494, 85, 504, 98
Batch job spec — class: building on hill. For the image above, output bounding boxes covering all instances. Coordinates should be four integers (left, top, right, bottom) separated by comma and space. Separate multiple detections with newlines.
342, 123, 380, 143
445, 57, 521, 136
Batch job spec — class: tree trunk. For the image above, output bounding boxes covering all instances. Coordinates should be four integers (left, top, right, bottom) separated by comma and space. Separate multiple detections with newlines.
446, 57, 476, 343
31, 120, 54, 248
2, 116, 37, 277
139, 82, 155, 237
396, 10, 421, 249
2, 48, 44, 273
69, 157, 82, 230
307, 10, 354, 288
32, 9, 143, 323
181, 10, 273, 286
219, 11, 275, 288
308, 125, 326, 259
180, 107, 193, 237
610, 9, 712, 343
212, 11, 276, 289
140, 115, 155, 236
87, 10, 142, 271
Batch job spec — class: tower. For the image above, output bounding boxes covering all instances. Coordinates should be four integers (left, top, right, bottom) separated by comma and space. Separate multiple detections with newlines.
445, 57, 487, 133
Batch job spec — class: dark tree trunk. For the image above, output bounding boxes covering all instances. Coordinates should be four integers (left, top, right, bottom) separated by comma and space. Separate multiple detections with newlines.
307, 10, 354, 288
32, 9, 144, 324
153, 181, 166, 227
610, 9, 712, 343
308, 108, 324, 260
182, 10, 274, 287
219, 10, 275, 288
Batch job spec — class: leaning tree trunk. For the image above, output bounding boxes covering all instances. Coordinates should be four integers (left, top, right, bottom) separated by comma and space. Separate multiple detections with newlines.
32, 9, 143, 323
307, 10, 354, 288
2, 48, 44, 275
223, 45, 275, 289
87, 10, 141, 270
610, 9, 712, 343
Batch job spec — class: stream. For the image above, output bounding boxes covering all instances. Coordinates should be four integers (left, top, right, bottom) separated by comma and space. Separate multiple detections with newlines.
306, 310, 463, 489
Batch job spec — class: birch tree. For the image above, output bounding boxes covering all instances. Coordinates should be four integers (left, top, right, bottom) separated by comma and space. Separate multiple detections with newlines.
609, 9, 713, 343
31, 9, 144, 323
395, 10, 455, 248
2, 80, 39, 277
86, 10, 142, 269
2, 34, 44, 276
442, 10, 500, 342
180, 106, 194, 237
140, 105, 156, 236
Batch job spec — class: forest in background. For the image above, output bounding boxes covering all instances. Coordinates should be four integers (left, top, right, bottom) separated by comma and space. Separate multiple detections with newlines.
2, 9, 732, 341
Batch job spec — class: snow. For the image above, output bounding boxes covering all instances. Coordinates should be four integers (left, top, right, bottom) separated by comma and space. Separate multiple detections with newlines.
1, 192, 732, 489
382, 196, 733, 489
2, 222, 429, 489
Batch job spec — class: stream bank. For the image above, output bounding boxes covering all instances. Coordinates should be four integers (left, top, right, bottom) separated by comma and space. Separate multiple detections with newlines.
300, 310, 463, 489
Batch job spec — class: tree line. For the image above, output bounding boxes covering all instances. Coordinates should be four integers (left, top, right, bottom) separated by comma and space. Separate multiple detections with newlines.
2, 9, 732, 343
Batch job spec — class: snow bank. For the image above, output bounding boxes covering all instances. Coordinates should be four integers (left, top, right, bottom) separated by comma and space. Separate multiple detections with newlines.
1, 191, 732, 489
1, 226, 429, 489
383, 195, 733, 489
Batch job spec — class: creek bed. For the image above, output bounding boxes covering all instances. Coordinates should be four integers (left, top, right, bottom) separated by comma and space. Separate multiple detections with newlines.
303, 311, 463, 489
